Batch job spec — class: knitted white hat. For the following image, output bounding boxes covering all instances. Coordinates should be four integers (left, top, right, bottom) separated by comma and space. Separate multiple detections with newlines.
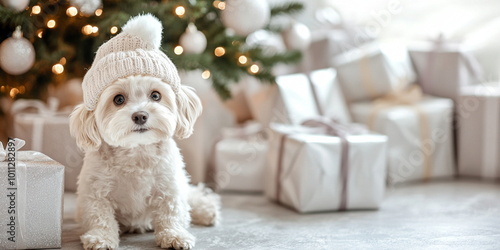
82, 14, 180, 110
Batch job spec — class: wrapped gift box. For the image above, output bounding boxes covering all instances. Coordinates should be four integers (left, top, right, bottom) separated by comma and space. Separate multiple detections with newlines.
214, 122, 268, 192
458, 83, 500, 178
12, 99, 83, 192
409, 40, 483, 102
265, 123, 387, 213
297, 29, 356, 72
176, 70, 236, 184
0, 147, 64, 249
332, 42, 415, 102
245, 68, 351, 126
350, 90, 455, 183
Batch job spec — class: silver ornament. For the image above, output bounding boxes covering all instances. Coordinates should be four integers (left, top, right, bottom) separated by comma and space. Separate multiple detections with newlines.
179, 23, 207, 54
221, 0, 271, 36
0, 26, 35, 75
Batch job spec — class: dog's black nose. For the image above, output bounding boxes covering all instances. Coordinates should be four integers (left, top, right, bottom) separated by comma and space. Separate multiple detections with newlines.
132, 111, 149, 125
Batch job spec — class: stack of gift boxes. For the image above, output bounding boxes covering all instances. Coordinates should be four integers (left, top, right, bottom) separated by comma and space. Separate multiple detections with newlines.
211, 37, 498, 213
1, 37, 498, 249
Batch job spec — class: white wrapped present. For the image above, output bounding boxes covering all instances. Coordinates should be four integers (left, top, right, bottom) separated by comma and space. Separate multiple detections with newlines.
462, 17, 500, 82
350, 85, 456, 183
176, 70, 236, 184
458, 83, 500, 178
409, 36, 483, 102
213, 121, 268, 192
0, 139, 64, 249
244, 68, 351, 126
12, 98, 83, 192
332, 42, 415, 102
265, 121, 387, 213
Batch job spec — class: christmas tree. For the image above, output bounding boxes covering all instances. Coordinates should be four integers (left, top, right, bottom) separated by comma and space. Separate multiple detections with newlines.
0, 0, 303, 100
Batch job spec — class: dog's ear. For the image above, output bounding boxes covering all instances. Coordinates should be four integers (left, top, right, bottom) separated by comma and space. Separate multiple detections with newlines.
175, 85, 202, 139
69, 104, 102, 151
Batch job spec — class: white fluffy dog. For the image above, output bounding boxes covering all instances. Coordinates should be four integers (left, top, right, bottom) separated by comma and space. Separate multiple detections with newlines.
69, 14, 220, 250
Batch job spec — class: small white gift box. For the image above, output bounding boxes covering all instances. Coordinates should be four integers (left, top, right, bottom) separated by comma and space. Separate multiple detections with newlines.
244, 68, 351, 126
349, 86, 456, 183
409, 38, 483, 102
458, 83, 500, 178
265, 122, 387, 213
213, 121, 268, 192
12, 98, 83, 192
332, 42, 415, 102
0, 139, 64, 249
176, 70, 236, 184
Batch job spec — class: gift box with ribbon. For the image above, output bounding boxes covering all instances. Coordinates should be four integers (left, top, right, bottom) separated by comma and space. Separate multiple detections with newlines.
332, 42, 416, 102
458, 83, 500, 179
350, 85, 456, 183
244, 68, 351, 127
11, 97, 83, 192
212, 121, 268, 192
0, 138, 64, 249
409, 35, 483, 103
175, 70, 236, 184
265, 121, 387, 213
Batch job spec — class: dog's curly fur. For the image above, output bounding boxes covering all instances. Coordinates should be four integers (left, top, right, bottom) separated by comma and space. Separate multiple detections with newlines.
70, 75, 220, 249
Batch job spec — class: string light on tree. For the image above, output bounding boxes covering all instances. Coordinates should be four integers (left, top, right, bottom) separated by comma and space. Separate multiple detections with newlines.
95, 8, 102, 16
9, 87, 19, 98
47, 19, 56, 28
214, 46, 226, 57
179, 23, 207, 54
37, 29, 43, 38
213, 1, 226, 10
248, 64, 260, 74
82, 24, 93, 35
110, 26, 118, 34
31, 5, 41, 15
175, 6, 186, 17
174, 45, 184, 55
238, 55, 248, 65
0, 26, 35, 75
52, 63, 64, 74
66, 7, 78, 17
201, 70, 211, 79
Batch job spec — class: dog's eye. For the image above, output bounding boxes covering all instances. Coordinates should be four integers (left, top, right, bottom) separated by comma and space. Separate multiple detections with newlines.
113, 94, 126, 106
150, 91, 161, 101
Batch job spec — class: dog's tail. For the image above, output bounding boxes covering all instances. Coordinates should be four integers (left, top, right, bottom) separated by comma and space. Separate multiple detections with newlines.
188, 184, 221, 226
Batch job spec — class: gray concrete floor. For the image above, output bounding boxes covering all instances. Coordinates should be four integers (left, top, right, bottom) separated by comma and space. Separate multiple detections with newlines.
59, 179, 500, 249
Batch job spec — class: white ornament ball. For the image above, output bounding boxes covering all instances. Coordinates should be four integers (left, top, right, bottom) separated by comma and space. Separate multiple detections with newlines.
282, 22, 312, 51
70, 0, 101, 15
246, 30, 286, 55
179, 23, 207, 54
2, 0, 29, 12
220, 0, 270, 36
0, 27, 35, 75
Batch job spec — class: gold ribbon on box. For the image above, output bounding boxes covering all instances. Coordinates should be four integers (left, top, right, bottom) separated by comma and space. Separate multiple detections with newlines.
367, 84, 433, 180
359, 54, 379, 99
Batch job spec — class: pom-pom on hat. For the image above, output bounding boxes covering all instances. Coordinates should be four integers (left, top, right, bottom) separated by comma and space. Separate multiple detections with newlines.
82, 14, 180, 110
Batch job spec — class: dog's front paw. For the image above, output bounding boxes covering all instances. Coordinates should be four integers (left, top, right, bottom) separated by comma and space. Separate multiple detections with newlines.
155, 227, 195, 249
81, 229, 119, 250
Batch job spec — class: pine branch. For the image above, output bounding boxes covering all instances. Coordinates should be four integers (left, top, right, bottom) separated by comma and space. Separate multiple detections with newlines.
270, 2, 304, 17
